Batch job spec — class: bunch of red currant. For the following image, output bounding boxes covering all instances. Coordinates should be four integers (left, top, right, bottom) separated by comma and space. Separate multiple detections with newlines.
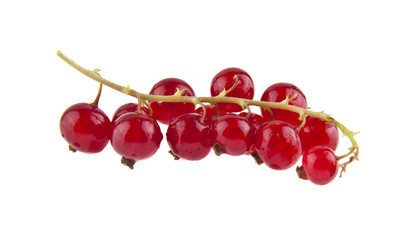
60, 65, 347, 186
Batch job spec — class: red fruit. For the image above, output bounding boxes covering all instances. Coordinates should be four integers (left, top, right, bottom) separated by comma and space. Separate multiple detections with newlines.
239, 112, 268, 157
260, 83, 307, 126
194, 104, 226, 123
112, 103, 150, 122
110, 113, 163, 161
210, 67, 254, 112
302, 146, 338, 185
149, 78, 196, 124
238, 112, 267, 130
254, 121, 302, 170
211, 114, 255, 156
166, 113, 212, 160
60, 103, 111, 153
299, 116, 339, 153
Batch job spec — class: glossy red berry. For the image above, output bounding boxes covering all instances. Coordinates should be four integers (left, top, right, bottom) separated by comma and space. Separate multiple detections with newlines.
149, 78, 196, 124
166, 113, 212, 160
238, 112, 269, 157
194, 104, 226, 124
210, 67, 254, 112
254, 121, 302, 170
211, 114, 255, 156
302, 146, 338, 185
238, 112, 267, 130
60, 103, 111, 153
299, 116, 339, 153
111, 103, 150, 122
260, 83, 307, 126
110, 113, 163, 161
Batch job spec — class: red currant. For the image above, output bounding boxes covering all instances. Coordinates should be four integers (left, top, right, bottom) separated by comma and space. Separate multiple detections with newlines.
166, 113, 212, 160
110, 113, 163, 161
194, 104, 226, 124
260, 83, 307, 126
301, 146, 338, 185
210, 67, 254, 112
238, 112, 267, 130
299, 116, 339, 153
211, 114, 255, 156
111, 103, 150, 122
238, 112, 269, 158
149, 78, 196, 124
60, 103, 111, 153
254, 121, 302, 170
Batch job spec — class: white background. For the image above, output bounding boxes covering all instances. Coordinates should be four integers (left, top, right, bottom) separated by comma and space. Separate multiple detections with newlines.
0, 0, 405, 239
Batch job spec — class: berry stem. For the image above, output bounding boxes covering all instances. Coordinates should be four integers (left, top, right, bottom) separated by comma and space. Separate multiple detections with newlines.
56, 50, 359, 174
90, 83, 103, 107
218, 75, 241, 97
330, 118, 360, 177
57, 50, 311, 114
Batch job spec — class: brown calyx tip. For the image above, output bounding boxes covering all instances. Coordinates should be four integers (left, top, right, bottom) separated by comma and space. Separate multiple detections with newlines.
296, 166, 308, 180
213, 143, 226, 156
168, 150, 180, 160
69, 145, 77, 153
121, 157, 136, 170
250, 151, 264, 165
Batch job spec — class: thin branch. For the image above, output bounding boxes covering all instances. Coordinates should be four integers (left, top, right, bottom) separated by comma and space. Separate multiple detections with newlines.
56, 50, 360, 174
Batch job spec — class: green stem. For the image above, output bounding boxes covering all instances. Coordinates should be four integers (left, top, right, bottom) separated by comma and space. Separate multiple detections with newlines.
57, 50, 322, 118
90, 83, 103, 107
56, 50, 359, 175
333, 119, 359, 159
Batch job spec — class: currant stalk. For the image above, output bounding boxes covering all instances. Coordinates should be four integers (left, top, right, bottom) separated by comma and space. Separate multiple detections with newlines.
56, 50, 359, 176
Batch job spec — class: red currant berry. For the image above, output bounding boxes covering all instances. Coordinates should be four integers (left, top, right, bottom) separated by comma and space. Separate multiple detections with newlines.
211, 114, 255, 156
210, 67, 254, 112
111, 103, 150, 122
260, 83, 307, 126
149, 78, 196, 124
166, 113, 212, 160
254, 121, 302, 170
194, 104, 225, 124
299, 116, 339, 153
239, 112, 269, 159
60, 103, 111, 153
110, 113, 163, 161
301, 146, 338, 185
238, 112, 267, 130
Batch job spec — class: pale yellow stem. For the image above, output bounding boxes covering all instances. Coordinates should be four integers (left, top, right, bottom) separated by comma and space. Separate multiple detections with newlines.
56, 50, 360, 175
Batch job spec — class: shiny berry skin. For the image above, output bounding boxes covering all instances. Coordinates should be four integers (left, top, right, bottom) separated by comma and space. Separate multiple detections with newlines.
239, 112, 268, 155
211, 114, 255, 156
166, 113, 212, 160
194, 104, 225, 124
111, 103, 150, 122
260, 83, 307, 126
60, 103, 111, 153
254, 121, 302, 170
110, 113, 163, 160
299, 116, 339, 153
238, 112, 267, 130
302, 146, 338, 185
149, 78, 196, 124
210, 67, 254, 112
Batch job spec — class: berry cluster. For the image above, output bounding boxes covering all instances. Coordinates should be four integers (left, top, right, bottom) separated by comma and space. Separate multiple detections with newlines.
57, 51, 359, 186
